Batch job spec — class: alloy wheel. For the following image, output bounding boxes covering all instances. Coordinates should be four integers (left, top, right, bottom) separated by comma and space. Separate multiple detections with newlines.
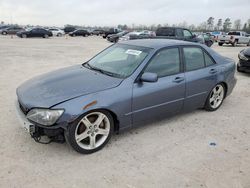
74, 112, 110, 150
209, 85, 224, 109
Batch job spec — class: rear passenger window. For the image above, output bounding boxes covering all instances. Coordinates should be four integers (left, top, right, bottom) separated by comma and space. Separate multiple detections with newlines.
145, 48, 180, 77
183, 47, 205, 71
204, 52, 215, 66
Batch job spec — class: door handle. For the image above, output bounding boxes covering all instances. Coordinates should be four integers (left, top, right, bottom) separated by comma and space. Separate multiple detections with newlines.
209, 69, 217, 74
173, 77, 184, 83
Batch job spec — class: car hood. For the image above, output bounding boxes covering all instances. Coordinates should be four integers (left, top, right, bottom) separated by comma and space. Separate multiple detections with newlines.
17, 65, 123, 109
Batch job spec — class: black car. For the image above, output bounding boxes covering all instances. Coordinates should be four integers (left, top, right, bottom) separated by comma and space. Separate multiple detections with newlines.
69, 29, 90, 37
64, 26, 76, 34
155, 27, 204, 44
107, 31, 129, 43
16, 28, 53, 38
237, 48, 250, 72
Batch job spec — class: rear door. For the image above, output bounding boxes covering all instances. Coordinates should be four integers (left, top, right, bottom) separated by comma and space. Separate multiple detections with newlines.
132, 47, 185, 124
182, 46, 218, 111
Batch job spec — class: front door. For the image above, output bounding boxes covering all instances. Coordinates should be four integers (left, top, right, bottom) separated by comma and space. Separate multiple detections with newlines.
132, 47, 185, 124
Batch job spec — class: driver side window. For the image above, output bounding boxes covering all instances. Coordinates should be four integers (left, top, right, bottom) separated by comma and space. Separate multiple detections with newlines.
144, 48, 180, 77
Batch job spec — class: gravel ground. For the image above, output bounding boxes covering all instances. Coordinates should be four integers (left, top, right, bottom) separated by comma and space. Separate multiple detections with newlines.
0, 35, 250, 188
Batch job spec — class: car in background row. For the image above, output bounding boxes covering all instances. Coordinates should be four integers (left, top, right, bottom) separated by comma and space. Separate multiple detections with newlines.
64, 26, 76, 34
155, 27, 204, 44
102, 28, 122, 38
92, 29, 105, 36
210, 31, 226, 42
69, 29, 90, 37
107, 31, 129, 43
48, 28, 65, 37
16, 28, 53, 38
119, 31, 155, 41
16, 39, 236, 154
218, 31, 250, 46
237, 48, 250, 72
1, 26, 24, 35
197, 33, 214, 47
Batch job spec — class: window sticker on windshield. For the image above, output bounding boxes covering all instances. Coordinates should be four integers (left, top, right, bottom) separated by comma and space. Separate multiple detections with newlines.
125, 49, 142, 56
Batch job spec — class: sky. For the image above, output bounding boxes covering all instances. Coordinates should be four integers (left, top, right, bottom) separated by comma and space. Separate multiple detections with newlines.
0, 0, 250, 27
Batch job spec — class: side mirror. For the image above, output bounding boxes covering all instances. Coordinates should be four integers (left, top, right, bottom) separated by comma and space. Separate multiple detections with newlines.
140, 72, 158, 83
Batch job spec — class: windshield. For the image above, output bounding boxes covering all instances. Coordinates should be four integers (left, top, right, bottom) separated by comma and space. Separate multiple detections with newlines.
84, 44, 151, 78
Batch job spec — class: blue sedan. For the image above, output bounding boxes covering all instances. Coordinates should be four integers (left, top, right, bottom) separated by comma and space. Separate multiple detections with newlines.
16, 39, 237, 154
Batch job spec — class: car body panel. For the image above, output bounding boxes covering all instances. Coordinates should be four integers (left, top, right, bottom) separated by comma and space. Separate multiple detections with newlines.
17, 65, 123, 109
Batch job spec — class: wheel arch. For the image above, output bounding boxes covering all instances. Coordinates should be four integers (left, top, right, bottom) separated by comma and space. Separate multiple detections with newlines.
218, 81, 228, 98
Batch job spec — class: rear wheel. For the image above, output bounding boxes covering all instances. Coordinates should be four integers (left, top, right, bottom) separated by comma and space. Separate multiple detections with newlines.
218, 42, 223, 46
205, 84, 225, 111
247, 40, 250, 46
44, 34, 49, 38
2, 31, 7, 35
57, 33, 62, 37
65, 110, 114, 154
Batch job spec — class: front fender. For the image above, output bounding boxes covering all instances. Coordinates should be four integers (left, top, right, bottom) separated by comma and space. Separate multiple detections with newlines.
52, 80, 133, 131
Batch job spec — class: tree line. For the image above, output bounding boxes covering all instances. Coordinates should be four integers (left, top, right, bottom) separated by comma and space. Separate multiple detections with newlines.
117, 18, 250, 33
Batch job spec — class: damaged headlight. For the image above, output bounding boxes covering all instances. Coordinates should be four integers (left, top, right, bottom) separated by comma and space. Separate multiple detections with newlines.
27, 108, 64, 126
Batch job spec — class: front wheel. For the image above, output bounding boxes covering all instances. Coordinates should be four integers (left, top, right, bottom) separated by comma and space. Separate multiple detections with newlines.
65, 110, 114, 154
218, 42, 223, 46
205, 84, 225, 111
44, 34, 49, 38
247, 40, 250, 46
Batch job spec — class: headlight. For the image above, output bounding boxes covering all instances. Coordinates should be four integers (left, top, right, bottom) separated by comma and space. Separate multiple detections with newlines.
238, 52, 248, 61
27, 108, 64, 126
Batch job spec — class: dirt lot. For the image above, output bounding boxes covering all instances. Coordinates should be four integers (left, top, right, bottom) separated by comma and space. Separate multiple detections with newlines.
0, 35, 250, 188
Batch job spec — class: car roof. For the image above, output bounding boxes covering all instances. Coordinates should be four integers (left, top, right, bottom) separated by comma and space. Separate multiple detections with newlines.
119, 39, 198, 49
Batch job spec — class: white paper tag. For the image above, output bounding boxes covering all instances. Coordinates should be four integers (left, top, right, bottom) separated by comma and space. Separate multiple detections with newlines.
125, 49, 142, 56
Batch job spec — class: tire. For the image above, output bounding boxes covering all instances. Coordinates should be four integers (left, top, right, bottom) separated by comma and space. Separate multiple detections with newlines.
2, 31, 7, 35
57, 33, 62, 37
73, 34, 76, 37
44, 34, 49, 38
218, 42, 223, 46
237, 64, 243, 72
205, 84, 225, 111
247, 40, 250, 46
232, 40, 237, 47
207, 41, 213, 47
65, 110, 114, 154
21, 34, 27, 38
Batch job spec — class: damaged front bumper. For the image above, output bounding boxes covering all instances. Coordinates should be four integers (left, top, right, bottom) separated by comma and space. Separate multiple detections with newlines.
15, 101, 65, 143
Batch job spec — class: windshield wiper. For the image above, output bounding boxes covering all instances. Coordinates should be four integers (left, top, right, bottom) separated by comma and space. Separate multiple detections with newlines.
83, 62, 122, 78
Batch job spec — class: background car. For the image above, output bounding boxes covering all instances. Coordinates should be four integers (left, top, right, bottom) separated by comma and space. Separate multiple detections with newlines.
48, 28, 65, 37
102, 28, 122, 38
119, 31, 156, 41
64, 26, 76, 34
1, 26, 24, 35
107, 31, 129, 43
16, 28, 53, 38
237, 48, 250, 72
92, 29, 105, 36
16, 39, 236, 154
69, 29, 90, 37
197, 33, 214, 47
155, 27, 204, 44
